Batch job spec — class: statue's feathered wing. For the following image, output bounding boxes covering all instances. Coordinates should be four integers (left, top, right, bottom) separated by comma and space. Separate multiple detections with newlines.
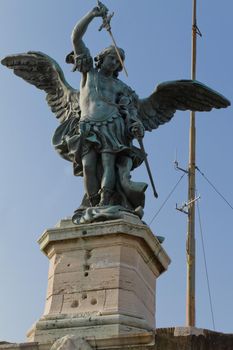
138, 80, 230, 131
1, 51, 80, 123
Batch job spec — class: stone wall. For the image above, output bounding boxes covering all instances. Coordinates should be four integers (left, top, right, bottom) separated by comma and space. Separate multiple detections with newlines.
1, 330, 233, 350
156, 329, 233, 350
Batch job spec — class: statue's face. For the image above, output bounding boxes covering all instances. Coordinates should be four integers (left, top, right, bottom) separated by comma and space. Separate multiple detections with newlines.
102, 52, 121, 73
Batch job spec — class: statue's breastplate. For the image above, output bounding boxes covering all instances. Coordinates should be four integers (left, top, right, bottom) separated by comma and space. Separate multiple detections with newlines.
80, 70, 122, 124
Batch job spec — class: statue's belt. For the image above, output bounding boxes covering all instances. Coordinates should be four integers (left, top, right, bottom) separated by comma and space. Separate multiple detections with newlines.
79, 112, 121, 126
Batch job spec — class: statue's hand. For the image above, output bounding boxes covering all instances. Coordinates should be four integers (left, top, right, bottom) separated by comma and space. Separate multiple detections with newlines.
130, 122, 145, 139
91, 3, 108, 18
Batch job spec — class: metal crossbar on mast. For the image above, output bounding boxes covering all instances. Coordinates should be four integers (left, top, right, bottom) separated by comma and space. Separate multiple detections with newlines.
186, 0, 198, 327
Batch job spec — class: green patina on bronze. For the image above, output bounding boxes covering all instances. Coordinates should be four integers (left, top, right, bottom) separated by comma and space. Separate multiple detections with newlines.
1, 3, 230, 224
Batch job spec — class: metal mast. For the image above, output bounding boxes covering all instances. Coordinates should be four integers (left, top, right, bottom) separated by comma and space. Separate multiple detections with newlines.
186, 0, 198, 327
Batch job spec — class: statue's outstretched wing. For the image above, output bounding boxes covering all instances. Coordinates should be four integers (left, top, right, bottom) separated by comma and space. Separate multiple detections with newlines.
1, 51, 80, 123
138, 80, 230, 131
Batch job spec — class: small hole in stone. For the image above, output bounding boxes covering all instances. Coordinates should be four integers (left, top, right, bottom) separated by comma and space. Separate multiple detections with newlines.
91, 298, 97, 305
71, 300, 79, 308
82, 230, 87, 235
82, 293, 87, 300
84, 272, 89, 277
83, 264, 90, 271
85, 250, 92, 259
67, 264, 70, 267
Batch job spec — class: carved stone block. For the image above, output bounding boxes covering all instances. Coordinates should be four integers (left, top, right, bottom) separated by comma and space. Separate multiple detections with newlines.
27, 214, 170, 344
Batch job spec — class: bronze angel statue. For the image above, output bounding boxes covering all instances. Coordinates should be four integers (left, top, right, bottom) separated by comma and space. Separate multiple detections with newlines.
1, 4, 230, 224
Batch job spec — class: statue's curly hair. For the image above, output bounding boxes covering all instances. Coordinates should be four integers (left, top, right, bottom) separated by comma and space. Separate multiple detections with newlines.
94, 45, 125, 78
66, 46, 125, 77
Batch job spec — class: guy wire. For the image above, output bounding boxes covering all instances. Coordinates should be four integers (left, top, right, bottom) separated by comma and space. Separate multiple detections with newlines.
149, 173, 186, 225
196, 189, 216, 330
196, 166, 233, 211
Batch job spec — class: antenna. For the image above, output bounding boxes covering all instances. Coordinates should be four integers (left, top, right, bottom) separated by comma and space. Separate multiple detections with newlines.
176, 196, 201, 215
186, 0, 201, 327
174, 156, 188, 174
175, 0, 202, 327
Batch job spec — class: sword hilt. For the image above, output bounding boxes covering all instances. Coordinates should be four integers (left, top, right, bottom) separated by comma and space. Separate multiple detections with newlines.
98, 12, 114, 32
97, 1, 114, 31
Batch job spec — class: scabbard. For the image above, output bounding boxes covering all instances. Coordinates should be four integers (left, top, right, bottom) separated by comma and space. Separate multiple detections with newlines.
138, 138, 158, 198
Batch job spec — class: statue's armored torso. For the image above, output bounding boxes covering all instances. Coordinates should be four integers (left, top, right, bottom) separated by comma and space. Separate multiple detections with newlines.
79, 69, 123, 123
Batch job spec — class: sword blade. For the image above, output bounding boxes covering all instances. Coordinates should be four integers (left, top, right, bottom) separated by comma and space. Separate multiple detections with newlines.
108, 30, 128, 77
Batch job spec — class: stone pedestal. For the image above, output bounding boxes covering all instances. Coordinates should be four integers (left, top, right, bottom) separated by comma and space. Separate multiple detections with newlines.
27, 214, 170, 344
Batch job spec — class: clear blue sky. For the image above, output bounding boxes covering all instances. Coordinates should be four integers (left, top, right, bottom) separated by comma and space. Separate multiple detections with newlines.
0, 0, 232, 343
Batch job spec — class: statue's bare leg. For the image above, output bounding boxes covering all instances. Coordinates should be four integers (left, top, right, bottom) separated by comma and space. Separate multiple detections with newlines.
99, 152, 116, 205
82, 149, 100, 206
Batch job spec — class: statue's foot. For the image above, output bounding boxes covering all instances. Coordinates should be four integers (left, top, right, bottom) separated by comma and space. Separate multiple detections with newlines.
98, 187, 114, 206
88, 192, 100, 207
